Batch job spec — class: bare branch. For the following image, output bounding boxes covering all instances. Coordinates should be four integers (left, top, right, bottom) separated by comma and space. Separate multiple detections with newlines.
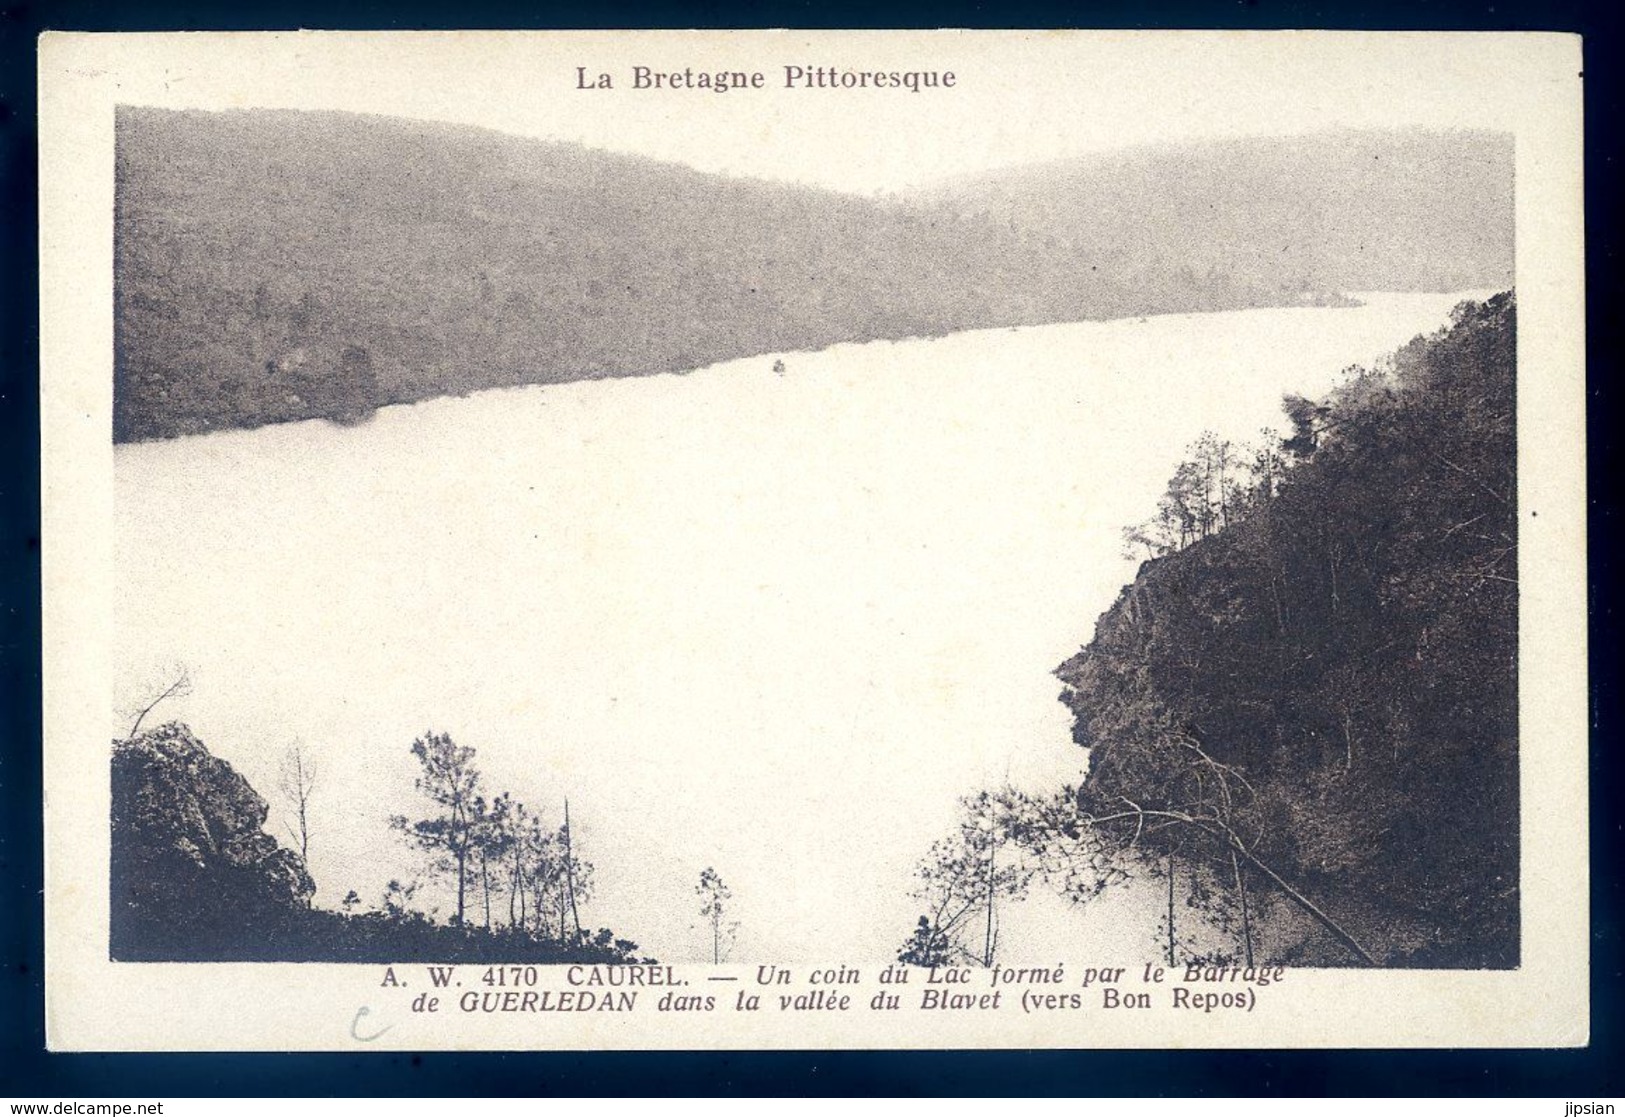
126, 665, 193, 740
278, 740, 318, 863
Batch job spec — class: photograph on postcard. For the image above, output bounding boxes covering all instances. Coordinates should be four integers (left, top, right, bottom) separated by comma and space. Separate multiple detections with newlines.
38, 30, 1587, 1050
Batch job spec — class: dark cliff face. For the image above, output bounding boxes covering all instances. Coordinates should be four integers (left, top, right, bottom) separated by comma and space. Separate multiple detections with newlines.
1052, 295, 1519, 968
111, 722, 314, 959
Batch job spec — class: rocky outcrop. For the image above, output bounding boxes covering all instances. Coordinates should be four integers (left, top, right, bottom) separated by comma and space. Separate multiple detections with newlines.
111, 722, 314, 959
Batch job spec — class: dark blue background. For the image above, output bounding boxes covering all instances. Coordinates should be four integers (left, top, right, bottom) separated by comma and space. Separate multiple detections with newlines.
2, 0, 1619, 1096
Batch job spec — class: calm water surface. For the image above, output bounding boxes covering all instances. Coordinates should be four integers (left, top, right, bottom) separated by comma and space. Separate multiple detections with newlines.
114, 292, 1488, 961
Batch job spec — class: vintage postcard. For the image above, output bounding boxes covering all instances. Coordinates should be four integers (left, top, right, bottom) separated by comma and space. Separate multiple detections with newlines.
39, 30, 1586, 1050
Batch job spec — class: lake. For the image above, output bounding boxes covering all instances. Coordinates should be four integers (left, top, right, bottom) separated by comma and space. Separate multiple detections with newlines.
114, 291, 1489, 963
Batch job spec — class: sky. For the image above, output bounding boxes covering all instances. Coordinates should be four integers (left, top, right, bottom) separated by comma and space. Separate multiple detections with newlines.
84, 29, 1557, 195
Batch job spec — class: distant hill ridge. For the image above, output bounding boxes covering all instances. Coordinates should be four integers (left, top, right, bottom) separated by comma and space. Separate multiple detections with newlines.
918, 128, 1514, 294
113, 108, 1513, 442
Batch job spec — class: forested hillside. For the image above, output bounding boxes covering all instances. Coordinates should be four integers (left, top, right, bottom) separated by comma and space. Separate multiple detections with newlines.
1056, 293, 1518, 967
114, 107, 1278, 442
113, 112, 1511, 443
